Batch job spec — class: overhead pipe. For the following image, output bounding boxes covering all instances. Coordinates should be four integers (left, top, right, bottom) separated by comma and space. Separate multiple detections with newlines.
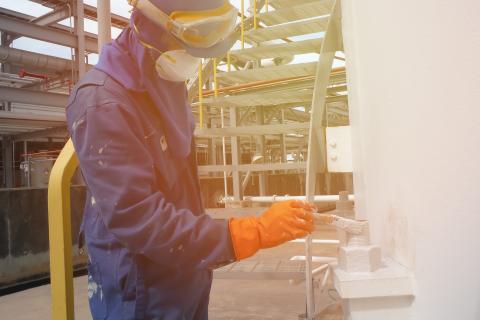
0, 46, 71, 72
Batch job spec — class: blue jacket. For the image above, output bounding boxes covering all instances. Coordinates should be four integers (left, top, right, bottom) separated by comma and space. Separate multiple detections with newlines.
66, 68, 235, 319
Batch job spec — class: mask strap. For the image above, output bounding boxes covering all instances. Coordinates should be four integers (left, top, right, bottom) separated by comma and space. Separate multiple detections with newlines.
132, 23, 164, 54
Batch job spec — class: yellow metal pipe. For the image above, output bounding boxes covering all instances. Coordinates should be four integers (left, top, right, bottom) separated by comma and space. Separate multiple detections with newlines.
227, 53, 231, 72
213, 58, 218, 98
241, 0, 245, 49
48, 139, 78, 320
254, 0, 257, 29
266, 0, 269, 13
198, 62, 204, 128
201, 67, 346, 97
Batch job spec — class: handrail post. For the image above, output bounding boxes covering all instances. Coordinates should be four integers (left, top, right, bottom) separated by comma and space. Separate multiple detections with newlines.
48, 139, 78, 320
241, 0, 245, 49
198, 62, 204, 128
254, 0, 258, 29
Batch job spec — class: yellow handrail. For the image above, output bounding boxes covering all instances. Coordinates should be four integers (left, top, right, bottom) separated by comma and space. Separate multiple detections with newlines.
240, 0, 245, 49
48, 139, 78, 320
213, 58, 218, 97
198, 62, 204, 128
253, 0, 257, 29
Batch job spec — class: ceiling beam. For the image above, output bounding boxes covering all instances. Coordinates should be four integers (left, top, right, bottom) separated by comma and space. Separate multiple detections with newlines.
13, 125, 68, 141
28, 0, 129, 29
0, 110, 65, 122
31, 5, 70, 26
195, 122, 310, 137
0, 9, 98, 53
6, 5, 71, 44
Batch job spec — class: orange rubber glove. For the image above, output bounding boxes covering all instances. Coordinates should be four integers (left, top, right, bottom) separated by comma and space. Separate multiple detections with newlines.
228, 200, 315, 260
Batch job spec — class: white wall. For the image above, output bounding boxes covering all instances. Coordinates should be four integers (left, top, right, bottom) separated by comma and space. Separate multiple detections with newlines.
341, 1, 480, 319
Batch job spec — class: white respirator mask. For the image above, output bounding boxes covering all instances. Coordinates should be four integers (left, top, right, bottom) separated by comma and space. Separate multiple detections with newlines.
154, 50, 201, 82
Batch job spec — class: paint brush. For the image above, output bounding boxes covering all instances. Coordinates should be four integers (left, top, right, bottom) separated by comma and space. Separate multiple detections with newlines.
313, 213, 367, 234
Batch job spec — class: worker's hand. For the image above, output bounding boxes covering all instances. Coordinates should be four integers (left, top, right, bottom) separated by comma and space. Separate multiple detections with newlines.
229, 200, 314, 260
257, 200, 315, 248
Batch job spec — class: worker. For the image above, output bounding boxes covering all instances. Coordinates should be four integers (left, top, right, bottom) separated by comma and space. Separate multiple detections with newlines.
66, 0, 316, 319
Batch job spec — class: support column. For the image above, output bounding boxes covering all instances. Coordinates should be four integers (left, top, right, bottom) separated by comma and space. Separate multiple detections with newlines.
1, 32, 12, 112
255, 107, 266, 195
75, 0, 86, 79
24, 140, 30, 188
279, 108, 287, 162
97, 0, 112, 53
2, 136, 14, 188
230, 108, 241, 201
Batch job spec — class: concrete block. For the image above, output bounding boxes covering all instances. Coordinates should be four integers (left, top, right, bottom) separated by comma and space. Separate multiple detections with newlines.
338, 245, 382, 273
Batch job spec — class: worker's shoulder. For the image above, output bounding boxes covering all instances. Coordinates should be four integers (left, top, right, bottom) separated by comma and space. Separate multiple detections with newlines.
66, 68, 133, 114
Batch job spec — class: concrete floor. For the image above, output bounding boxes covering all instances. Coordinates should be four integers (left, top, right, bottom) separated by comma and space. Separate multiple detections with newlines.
0, 226, 343, 320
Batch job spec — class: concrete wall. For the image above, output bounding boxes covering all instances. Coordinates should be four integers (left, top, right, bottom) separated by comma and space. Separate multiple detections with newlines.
341, 1, 480, 319
0, 187, 86, 287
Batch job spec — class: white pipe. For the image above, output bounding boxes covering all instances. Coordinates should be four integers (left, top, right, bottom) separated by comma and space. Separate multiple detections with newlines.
290, 239, 340, 245
247, 194, 355, 203
97, 0, 112, 53
290, 256, 338, 264
0, 47, 71, 72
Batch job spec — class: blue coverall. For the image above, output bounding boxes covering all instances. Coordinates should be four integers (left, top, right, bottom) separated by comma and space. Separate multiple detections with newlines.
66, 68, 235, 319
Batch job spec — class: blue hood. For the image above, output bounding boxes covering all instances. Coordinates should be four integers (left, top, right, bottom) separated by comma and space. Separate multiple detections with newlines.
95, 11, 195, 158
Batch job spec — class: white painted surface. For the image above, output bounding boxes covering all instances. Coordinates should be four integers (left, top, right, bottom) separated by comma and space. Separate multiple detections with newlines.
326, 126, 353, 172
342, 0, 480, 319
338, 245, 381, 273
343, 296, 414, 320
334, 258, 414, 299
